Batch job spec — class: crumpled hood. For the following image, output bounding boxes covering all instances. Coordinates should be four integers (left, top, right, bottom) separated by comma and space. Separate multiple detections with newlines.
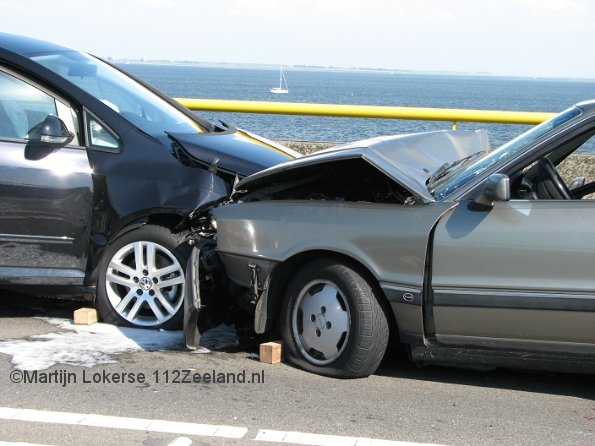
169, 128, 300, 177
235, 130, 490, 202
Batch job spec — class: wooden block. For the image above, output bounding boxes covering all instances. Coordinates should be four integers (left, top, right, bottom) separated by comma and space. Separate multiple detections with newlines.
73, 307, 98, 325
259, 341, 282, 364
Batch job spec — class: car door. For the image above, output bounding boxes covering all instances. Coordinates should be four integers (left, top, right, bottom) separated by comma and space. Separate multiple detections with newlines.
0, 68, 93, 285
431, 197, 595, 354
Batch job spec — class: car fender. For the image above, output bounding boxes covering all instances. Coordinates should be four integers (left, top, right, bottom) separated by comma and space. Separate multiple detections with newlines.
212, 200, 455, 335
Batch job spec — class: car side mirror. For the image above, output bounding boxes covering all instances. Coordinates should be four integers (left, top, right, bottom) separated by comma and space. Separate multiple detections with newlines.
25, 115, 74, 160
568, 176, 586, 190
38, 115, 74, 146
470, 174, 510, 210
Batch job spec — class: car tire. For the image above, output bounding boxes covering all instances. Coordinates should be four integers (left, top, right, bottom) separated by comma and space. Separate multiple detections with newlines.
280, 258, 389, 378
96, 224, 189, 330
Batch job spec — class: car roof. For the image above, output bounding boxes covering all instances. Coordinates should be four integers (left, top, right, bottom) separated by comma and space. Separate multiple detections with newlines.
576, 99, 595, 114
0, 32, 73, 56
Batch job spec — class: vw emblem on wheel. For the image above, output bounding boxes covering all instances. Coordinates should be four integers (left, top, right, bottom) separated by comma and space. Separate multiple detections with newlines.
139, 277, 153, 291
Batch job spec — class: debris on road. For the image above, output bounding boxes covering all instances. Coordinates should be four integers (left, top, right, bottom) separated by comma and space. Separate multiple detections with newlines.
73, 308, 98, 326
259, 341, 282, 364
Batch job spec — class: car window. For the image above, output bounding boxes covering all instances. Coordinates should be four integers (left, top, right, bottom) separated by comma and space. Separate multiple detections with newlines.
556, 133, 595, 199
0, 70, 57, 141
87, 115, 120, 151
30, 52, 206, 139
505, 128, 595, 201
430, 107, 582, 200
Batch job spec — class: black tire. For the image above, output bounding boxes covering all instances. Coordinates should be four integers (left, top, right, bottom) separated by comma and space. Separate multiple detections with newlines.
96, 224, 189, 330
280, 258, 389, 378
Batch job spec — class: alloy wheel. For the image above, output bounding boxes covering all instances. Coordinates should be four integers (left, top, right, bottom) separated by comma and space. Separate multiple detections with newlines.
105, 241, 185, 327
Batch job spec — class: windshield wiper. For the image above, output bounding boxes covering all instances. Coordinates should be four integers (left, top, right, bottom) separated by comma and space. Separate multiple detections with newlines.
427, 162, 449, 185
427, 151, 485, 185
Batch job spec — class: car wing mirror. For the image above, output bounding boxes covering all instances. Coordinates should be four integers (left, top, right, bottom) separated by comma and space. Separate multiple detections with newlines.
470, 174, 510, 210
38, 115, 74, 145
25, 115, 74, 160
568, 176, 586, 190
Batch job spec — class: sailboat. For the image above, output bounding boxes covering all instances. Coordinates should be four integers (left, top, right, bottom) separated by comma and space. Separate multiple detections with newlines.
270, 65, 289, 94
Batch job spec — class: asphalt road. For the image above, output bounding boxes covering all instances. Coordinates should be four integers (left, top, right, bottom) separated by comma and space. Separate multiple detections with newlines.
0, 294, 593, 446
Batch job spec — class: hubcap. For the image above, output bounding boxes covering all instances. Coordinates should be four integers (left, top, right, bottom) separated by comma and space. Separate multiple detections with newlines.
105, 241, 184, 327
291, 279, 350, 365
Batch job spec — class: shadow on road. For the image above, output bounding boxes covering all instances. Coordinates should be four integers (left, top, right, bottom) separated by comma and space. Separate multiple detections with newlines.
0, 292, 80, 319
376, 348, 595, 401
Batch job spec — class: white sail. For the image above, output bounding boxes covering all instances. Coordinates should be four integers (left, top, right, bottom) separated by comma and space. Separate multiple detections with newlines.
270, 66, 289, 94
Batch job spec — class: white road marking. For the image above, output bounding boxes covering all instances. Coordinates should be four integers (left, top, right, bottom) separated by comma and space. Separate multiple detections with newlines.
0, 442, 55, 446
167, 437, 192, 446
0, 407, 246, 439
253, 429, 445, 446
0, 407, 446, 446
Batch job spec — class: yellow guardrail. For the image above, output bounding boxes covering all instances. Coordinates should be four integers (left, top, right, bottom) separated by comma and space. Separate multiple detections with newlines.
176, 98, 555, 130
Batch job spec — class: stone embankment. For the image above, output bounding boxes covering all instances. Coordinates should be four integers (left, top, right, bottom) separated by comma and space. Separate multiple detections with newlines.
280, 140, 335, 155
558, 154, 595, 182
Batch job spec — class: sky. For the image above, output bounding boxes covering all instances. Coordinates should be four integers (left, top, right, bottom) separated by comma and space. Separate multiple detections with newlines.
1, 0, 594, 79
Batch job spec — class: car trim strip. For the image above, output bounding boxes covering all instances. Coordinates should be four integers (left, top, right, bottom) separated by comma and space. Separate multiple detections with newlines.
0, 233, 74, 244
0, 266, 84, 279
433, 288, 595, 312
435, 334, 595, 355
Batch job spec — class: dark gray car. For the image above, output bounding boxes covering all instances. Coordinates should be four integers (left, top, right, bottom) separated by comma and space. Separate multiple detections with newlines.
186, 100, 595, 378
0, 33, 298, 330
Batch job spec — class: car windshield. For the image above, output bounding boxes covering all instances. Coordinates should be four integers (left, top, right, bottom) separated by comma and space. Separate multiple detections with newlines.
429, 106, 582, 200
28, 51, 205, 137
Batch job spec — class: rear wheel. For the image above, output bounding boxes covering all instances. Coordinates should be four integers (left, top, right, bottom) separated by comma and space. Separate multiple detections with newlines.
96, 225, 189, 329
281, 258, 389, 378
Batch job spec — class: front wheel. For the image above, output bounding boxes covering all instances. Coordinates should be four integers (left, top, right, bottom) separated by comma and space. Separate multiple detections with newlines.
280, 258, 389, 378
96, 225, 189, 329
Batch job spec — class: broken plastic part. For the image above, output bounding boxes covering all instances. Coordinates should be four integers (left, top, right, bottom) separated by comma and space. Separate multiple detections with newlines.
254, 275, 271, 334
249, 263, 260, 303
183, 246, 202, 350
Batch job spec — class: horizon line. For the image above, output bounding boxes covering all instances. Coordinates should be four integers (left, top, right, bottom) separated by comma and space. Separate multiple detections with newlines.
107, 58, 595, 82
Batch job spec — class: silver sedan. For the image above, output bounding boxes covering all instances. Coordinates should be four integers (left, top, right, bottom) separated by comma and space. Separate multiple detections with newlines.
186, 100, 595, 378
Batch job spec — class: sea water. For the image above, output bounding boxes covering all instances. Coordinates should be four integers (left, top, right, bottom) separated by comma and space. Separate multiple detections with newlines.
120, 64, 595, 150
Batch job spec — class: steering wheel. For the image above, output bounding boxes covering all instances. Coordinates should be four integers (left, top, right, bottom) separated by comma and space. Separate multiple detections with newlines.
537, 158, 572, 199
